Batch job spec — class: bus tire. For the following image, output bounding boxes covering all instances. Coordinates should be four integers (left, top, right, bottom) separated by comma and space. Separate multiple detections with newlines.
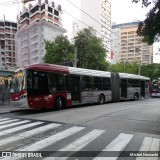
55, 97, 63, 110
99, 94, 105, 104
134, 93, 139, 101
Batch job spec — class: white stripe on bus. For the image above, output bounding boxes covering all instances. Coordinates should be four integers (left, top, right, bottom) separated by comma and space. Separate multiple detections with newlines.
136, 137, 160, 160
94, 133, 133, 160
0, 123, 61, 146
17, 126, 84, 152
0, 121, 44, 136
0, 119, 19, 125
45, 129, 105, 160
0, 118, 11, 122
0, 120, 30, 130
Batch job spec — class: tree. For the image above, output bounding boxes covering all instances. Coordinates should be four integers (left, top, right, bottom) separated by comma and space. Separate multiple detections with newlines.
43, 35, 74, 65
74, 28, 109, 70
132, 0, 160, 45
141, 63, 160, 80
109, 62, 139, 74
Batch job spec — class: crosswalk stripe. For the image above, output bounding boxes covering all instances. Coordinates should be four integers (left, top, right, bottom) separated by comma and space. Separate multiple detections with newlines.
136, 137, 160, 160
94, 133, 133, 160
0, 118, 11, 122
17, 126, 84, 152
44, 129, 105, 160
0, 119, 19, 125
0, 123, 61, 146
0, 120, 30, 130
0, 121, 44, 137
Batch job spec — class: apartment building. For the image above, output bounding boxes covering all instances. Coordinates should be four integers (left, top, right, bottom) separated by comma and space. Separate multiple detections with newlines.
72, 0, 111, 53
0, 20, 17, 69
15, 0, 66, 67
112, 21, 153, 64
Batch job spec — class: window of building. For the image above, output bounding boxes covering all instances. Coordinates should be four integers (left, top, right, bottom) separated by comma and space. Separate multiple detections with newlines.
54, 10, 59, 16
41, 4, 45, 11
48, 6, 52, 13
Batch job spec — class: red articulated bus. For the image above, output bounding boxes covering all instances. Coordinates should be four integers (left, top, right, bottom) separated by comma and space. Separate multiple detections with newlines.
10, 63, 150, 110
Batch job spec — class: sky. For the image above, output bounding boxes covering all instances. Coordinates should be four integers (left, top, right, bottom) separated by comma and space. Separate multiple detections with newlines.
0, 0, 160, 63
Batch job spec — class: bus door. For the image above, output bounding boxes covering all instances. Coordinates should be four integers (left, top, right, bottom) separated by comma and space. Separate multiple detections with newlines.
69, 76, 81, 103
140, 81, 145, 97
121, 79, 127, 98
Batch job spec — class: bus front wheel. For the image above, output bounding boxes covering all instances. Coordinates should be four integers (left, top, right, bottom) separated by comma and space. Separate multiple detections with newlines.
55, 97, 63, 110
99, 94, 105, 104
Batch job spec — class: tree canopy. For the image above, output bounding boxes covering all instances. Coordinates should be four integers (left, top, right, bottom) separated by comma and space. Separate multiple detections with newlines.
74, 28, 109, 70
133, 0, 160, 45
44, 28, 109, 70
43, 35, 74, 65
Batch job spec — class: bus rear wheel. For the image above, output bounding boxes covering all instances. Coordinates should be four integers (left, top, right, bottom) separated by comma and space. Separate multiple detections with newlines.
99, 94, 105, 104
55, 97, 63, 110
134, 93, 139, 101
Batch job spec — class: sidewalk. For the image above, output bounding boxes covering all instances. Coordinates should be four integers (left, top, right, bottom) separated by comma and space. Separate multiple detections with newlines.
0, 102, 19, 114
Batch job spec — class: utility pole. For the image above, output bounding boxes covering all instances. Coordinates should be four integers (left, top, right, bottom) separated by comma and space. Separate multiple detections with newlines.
138, 59, 141, 75
74, 47, 77, 67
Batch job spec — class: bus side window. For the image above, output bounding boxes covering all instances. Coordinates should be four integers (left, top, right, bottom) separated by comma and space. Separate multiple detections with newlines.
48, 72, 65, 92
103, 78, 110, 90
48, 73, 57, 92
82, 76, 93, 91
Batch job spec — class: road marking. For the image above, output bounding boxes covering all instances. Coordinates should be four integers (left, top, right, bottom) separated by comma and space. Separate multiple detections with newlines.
94, 133, 133, 160
0, 120, 30, 130
0, 119, 19, 125
0, 118, 11, 122
136, 137, 160, 160
0, 121, 44, 136
0, 123, 61, 146
44, 129, 105, 160
17, 126, 84, 151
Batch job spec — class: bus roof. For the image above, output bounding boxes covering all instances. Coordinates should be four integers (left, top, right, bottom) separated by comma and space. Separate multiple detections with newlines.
119, 73, 150, 80
68, 66, 111, 77
27, 63, 69, 74
27, 63, 150, 80
27, 63, 111, 77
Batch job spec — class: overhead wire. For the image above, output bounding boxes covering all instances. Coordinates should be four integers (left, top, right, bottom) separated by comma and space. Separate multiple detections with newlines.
63, 10, 111, 51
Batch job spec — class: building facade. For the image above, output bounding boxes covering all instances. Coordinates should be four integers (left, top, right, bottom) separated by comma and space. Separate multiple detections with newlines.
0, 20, 17, 69
16, 0, 66, 67
72, 0, 111, 53
111, 21, 153, 65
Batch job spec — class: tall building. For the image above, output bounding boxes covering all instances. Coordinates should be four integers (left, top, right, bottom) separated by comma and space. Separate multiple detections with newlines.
15, 0, 66, 67
72, 0, 111, 52
0, 20, 17, 69
111, 21, 153, 65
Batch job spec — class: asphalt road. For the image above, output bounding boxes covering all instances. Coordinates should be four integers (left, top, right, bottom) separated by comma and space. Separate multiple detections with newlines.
1, 97, 160, 159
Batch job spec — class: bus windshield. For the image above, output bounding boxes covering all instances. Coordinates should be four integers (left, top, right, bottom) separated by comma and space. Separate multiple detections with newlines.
10, 70, 25, 93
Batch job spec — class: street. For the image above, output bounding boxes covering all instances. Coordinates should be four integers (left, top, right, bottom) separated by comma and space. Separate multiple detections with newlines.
0, 97, 160, 159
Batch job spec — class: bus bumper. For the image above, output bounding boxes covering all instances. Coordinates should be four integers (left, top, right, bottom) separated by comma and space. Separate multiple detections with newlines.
151, 93, 160, 97
10, 97, 30, 109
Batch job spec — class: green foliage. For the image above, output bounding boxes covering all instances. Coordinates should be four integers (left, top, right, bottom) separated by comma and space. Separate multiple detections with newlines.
74, 28, 109, 71
141, 63, 160, 80
109, 62, 139, 74
134, 0, 160, 45
43, 35, 74, 65
44, 28, 109, 70
110, 62, 160, 80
